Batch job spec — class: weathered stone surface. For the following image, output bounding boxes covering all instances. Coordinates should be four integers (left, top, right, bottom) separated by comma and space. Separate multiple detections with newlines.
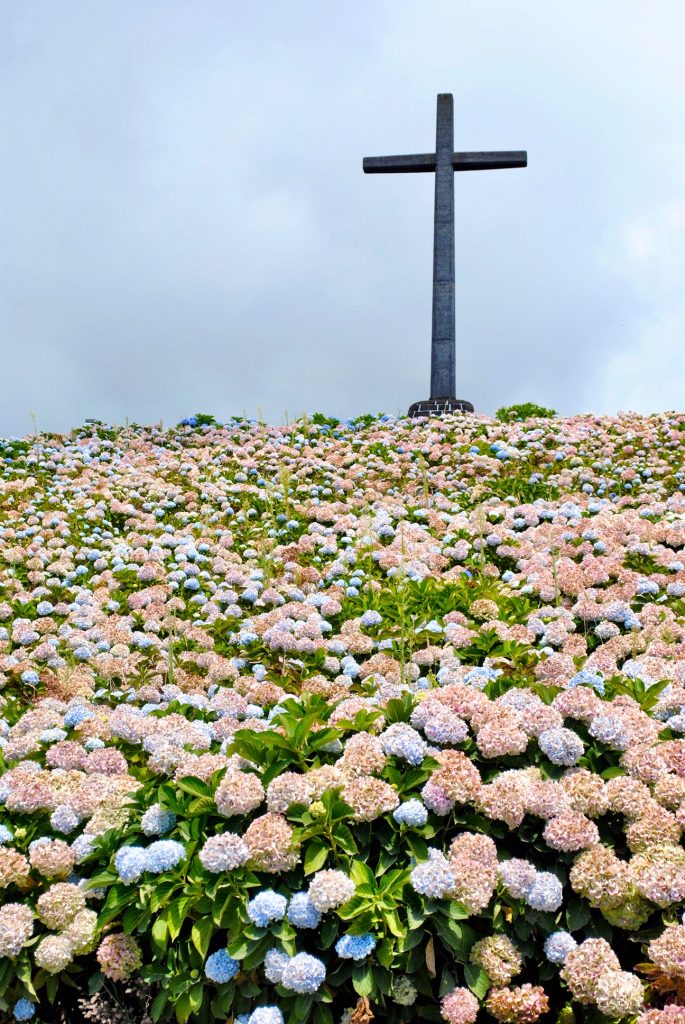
407, 397, 475, 418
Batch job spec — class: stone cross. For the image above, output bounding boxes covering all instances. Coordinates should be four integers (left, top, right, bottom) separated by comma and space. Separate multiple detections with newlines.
364, 93, 526, 417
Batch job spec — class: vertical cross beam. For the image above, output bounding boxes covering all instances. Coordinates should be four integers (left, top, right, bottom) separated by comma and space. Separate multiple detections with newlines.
431, 94, 455, 400
363, 93, 526, 417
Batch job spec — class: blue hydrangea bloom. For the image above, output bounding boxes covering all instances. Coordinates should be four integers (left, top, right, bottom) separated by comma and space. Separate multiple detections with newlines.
71, 833, 96, 863
544, 931, 578, 964
13, 999, 36, 1021
114, 846, 148, 884
50, 805, 80, 834
141, 804, 177, 836
538, 727, 584, 766
287, 892, 321, 929
335, 933, 377, 960
526, 872, 564, 912
380, 723, 427, 765
463, 666, 501, 690
40, 728, 68, 744
20, 670, 40, 686
360, 610, 382, 627
281, 952, 326, 993
588, 715, 629, 749
264, 948, 289, 983
410, 849, 455, 898
568, 669, 605, 695
247, 890, 288, 927
0, 824, 13, 844
204, 949, 240, 983
145, 840, 186, 873
393, 799, 428, 827
63, 706, 95, 728
247, 1010, 284, 1024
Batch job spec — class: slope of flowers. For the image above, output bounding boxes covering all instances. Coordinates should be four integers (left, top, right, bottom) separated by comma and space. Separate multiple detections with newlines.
0, 410, 685, 1024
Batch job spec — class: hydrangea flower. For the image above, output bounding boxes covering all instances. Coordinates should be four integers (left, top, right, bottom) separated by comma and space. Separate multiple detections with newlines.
410, 849, 455, 898
544, 931, 578, 964
538, 727, 584, 766
141, 804, 177, 836
114, 846, 148, 884
204, 949, 240, 983
568, 669, 605, 695
247, 890, 287, 927
13, 999, 36, 1022
393, 798, 429, 827
264, 947, 289, 983
335, 932, 377, 960
526, 872, 564, 912
247, 1010, 284, 1024
287, 892, 321, 929
280, 952, 326, 993
380, 722, 428, 764
50, 806, 80, 834
145, 840, 186, 874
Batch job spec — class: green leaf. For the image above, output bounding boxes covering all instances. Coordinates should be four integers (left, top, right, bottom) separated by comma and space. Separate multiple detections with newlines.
407, 904, 426, 929
304, 840, 328, 875
227, 936, 252, 959
331, 823, 358, 855
566, 897, 591, 932
14, 958, 37, 999
313, 1007, 334, 1024
349, 860, 376, 888
242, 936, 273, 971
376, 939, 395, 968
167, 896, 192, 941
434, 916, 466, 958
148, 879, 180, 914
98, 882, 135, 926
188, 796, 215, 815
187, 984, 204, 1013
175, 776, 212, 799
85, 871, 118, 889
151, 917, 169, 956
174, 991, 192, 1024
464, 963, 490, 1000
122, 905, 148, 934
319, 916, 339, 949
88, 972, 105, 996
383, 910, 406, 938
289, 995, 313, 1023
191, 917, 214, 959
352, 963, 374, 997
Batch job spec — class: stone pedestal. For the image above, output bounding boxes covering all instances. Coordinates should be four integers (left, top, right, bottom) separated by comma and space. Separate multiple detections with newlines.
407, 397, 475, 418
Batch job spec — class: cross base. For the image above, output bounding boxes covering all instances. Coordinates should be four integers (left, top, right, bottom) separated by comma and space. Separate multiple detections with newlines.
407, 397, 475, 418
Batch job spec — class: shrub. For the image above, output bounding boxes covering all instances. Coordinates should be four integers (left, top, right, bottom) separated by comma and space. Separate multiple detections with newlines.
495, 403, 557, 423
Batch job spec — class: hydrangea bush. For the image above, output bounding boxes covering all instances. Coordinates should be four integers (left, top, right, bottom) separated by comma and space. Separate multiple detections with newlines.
0, 410, 685, 1023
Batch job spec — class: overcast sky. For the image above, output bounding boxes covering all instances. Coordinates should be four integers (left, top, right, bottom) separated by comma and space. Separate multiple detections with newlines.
1, 1, 685, 435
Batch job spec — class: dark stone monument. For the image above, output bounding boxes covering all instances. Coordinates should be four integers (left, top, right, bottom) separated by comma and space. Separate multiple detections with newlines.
364, 94, 526, 417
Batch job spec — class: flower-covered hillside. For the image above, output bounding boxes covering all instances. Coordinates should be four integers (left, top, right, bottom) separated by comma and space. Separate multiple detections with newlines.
1, 410, 685, 1024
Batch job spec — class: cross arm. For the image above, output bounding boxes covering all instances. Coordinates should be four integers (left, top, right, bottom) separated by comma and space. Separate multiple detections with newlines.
363, 153, 436, 173
453, 151, 527, 171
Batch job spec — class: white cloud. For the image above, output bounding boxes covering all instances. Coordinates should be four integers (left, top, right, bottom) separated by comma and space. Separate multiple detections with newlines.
2, 0, 685, 432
